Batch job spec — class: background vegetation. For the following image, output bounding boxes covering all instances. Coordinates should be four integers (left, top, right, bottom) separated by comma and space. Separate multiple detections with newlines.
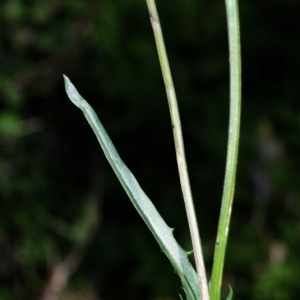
1, 0, 300, 299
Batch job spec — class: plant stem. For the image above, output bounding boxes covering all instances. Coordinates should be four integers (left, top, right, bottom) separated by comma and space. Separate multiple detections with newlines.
145, 1, 209, 299
209, 0, 241, 299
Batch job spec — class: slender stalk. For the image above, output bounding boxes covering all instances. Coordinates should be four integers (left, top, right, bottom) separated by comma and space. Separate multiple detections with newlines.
209, 0, 241, 299
145, 1, 209, 299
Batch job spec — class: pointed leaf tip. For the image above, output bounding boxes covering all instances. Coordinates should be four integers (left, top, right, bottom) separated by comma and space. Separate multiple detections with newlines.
63, 76, 83, 108
225, 285, 233, 300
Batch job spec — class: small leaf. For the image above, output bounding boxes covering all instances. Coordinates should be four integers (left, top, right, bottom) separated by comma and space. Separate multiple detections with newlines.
225, 285, 233, 300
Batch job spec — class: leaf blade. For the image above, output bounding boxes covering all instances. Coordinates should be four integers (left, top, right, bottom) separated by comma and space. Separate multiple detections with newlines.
64, 75, 201, 300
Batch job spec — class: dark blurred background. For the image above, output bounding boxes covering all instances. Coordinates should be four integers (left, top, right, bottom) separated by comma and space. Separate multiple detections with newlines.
1, 0, 300, 299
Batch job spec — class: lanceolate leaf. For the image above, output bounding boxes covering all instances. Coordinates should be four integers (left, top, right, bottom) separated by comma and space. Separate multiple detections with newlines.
226, 286, 233, 300
64, 75, 201, 300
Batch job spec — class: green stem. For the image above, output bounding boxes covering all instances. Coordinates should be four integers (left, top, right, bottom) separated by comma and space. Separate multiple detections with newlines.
210, 0, 241, 299
145, 1, 209, 299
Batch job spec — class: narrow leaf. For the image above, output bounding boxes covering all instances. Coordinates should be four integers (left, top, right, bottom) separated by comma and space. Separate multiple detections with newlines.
64, 75, 201, 300
226, 286, 233, 300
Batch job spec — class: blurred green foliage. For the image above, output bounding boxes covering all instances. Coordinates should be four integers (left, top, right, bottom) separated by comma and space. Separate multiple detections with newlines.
1, 0, 300, 299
